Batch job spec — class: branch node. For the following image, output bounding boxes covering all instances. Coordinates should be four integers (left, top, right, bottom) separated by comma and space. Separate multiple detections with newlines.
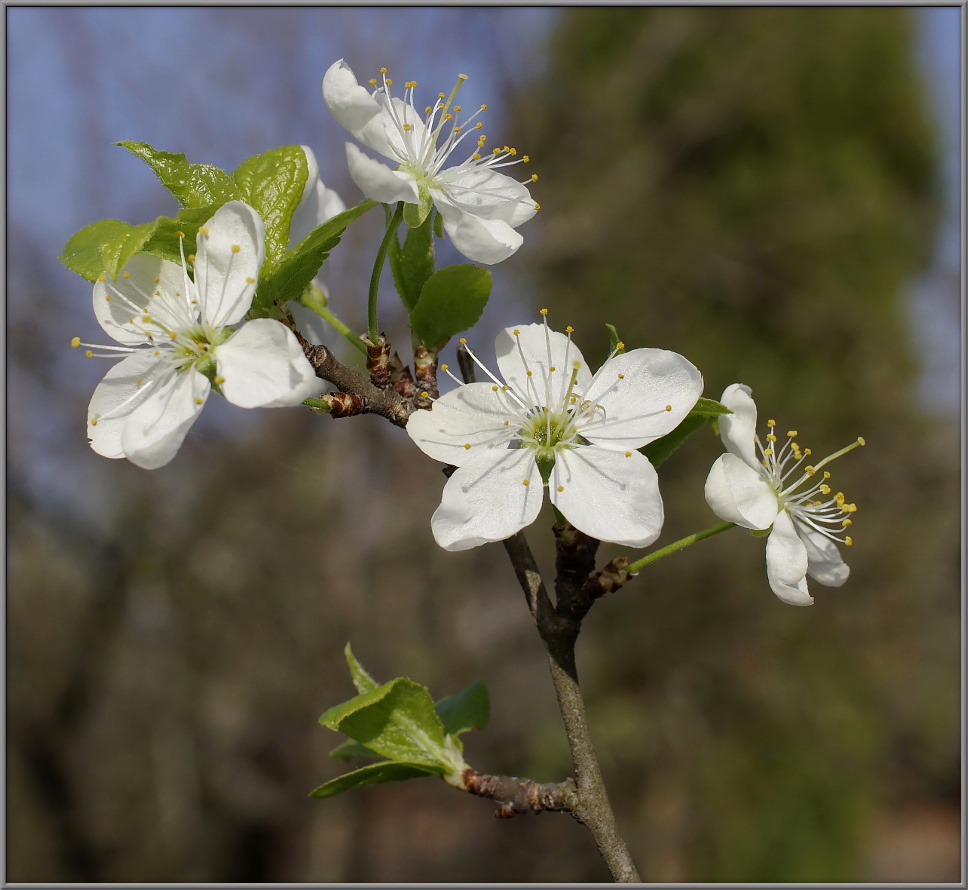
414, 346, 439, 400
363, 333, 392, 389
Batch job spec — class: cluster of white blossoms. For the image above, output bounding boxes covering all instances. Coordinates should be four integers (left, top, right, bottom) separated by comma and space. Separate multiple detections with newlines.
407, 314, 703, 551
76, 202, 318, 469
704, 384, 863, 606
323, 59, 538, 265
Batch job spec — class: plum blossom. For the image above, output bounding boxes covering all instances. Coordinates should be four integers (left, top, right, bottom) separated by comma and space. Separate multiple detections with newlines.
288, 145, 346, 343
322, 59, 537, 265
407, 314, 703, 551
703, 384, 864, 606
75, 201, 318, 470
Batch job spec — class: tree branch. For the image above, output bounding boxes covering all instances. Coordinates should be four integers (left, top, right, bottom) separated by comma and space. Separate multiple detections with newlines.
459, 768, 579, 819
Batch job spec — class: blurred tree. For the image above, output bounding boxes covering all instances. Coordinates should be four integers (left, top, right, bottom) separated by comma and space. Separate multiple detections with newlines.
511, 7, 958, 882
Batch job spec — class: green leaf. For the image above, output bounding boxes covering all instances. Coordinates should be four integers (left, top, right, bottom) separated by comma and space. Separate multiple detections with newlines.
689, 397, 732, 417
605, 323, 625, 354
319, 678, 456, 770
140, 206, 219, 266
640, 398, 731, 468
309, 761, 439, 799
409, 264, 492, 347
435, 679, 490, 738
390, 214, 436, 311
344, 643, 379, 695
61, 219, 150, 282
252, 199, 376, 314
231, 145, 308, 273
116, 141, 241, 209
329, 739, 381, 761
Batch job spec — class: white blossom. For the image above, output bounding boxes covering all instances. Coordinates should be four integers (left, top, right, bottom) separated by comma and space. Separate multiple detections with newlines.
75, 201, 318, 469
322, 59, 537, 265
704, 384, 864, 606
407, 315, 703, 551
288, 145, 346, 344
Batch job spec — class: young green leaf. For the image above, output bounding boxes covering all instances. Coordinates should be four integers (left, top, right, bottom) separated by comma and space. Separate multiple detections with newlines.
409, 264, 492, 347
309, 761, 440, 799
60, 219, 152, 283
403, 189, 434, 229
605, 323, 625, 354
390, 214, 436, 311
343, 643, 379, 695
328, 738, 381, 762
435, 679, 490, 738
319, 678, 457, 771
231, 145, 308, 273
116, 141, 241, 209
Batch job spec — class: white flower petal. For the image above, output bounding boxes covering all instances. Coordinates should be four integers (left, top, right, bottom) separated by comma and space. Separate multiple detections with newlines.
195, 201, 265, 328
215, 319, 318, 408
322, 59, 395, 158
704, 453, 778, 530
121, 367, 210, 470
765, 510, 814, 606
289, 145, 347, 246
434, 193, 523, 265
87, 350, 170, 459
580, 348, 703, 451
93, 254, 188, 345
551, 447, 664, 547
439, 167, 536, 227
797, 522, 850, 587
406, 383, 517, 466
494, 323, 592, 408
431, 449, 542, 551
345, 143, 420, 205
718, 383, 759, 468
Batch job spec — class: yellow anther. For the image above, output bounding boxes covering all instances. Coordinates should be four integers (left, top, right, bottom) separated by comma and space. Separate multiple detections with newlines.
154, 350, 160, 355
425, 106, 432, 114
198, 227, 209, 236
231, 244, 240, 253
245, 277, 254, 284
523, 155, 530, 163
480, 104, 488, 111
154, 277, 160, 284
438, 91, 445, 99
820, 484, 831, 495
531, 174, 538, 182
549, 366, 556, 372
763, 448, 773, 456
665, 405, 672, 412
84, 350, 92, 358
540, 308, 548, 315
194, 397, 204, 405
459, 337, 467, 344
187, 254, 196, 262
513, 329, 520, 336
565, 325, 574, 333
369, 79, 378, 86
454, 105, 461, 111
493, 147, 501, 155
136, 379, 143, 386
420, 391, 429, 399
71, 337, 80, 348
90, 417, 98, 426
440, 364, 449, 371
766, 434, 777, 442
492, 385, 499, 391
214, 376, 225, 385
472, 154, 481, 160
823, 471, 831, 479
385, 78, 393, 85
841, 519, 852, 528
787, 430, 798, 438
767, 418, 776, 427
557, 485, 564, 492
857, 436, 866, 446
478, 135, 487, 143
170, 332, 178, 340
464, 443, 471, 450
618, 374, 625, 379
509, 147, 517, 156
534, 203, 541, 210
845, 536, 853, 546
526, 370, 532, 377
380, 67, 387, 74
805, 465, 816, 475
572, 360, 581, 369
122, 272, 130, 279
475, 122, 483, 129
804, 448, 812, 456
845, 503, 857, 513
501, 386, 508, 392
176, 230, 185, 239
625, 451, 631, 458
454, 127, 461, 134
522, 479, 530, 486
616, 341, 625, 350
105, 295, 112, 301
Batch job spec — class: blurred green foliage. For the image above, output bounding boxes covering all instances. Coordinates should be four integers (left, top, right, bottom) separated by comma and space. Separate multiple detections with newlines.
511, 7, 958, 882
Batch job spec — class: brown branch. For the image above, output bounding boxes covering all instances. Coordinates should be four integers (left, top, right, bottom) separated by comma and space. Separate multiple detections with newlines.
459, 768, 579, 819
553, 523, 601, 619
302, 342, 413, 428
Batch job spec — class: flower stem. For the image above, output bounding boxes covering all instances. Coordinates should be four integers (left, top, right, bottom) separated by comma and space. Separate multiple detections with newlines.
314, 304, 367, 356
368, 202, 405, 343
626, 521, 736, 574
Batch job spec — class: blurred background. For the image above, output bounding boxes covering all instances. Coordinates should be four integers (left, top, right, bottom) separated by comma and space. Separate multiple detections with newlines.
6, 7, 962, 883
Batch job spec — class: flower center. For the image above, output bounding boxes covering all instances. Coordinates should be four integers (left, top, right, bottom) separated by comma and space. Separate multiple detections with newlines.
756, 418, 865, 546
